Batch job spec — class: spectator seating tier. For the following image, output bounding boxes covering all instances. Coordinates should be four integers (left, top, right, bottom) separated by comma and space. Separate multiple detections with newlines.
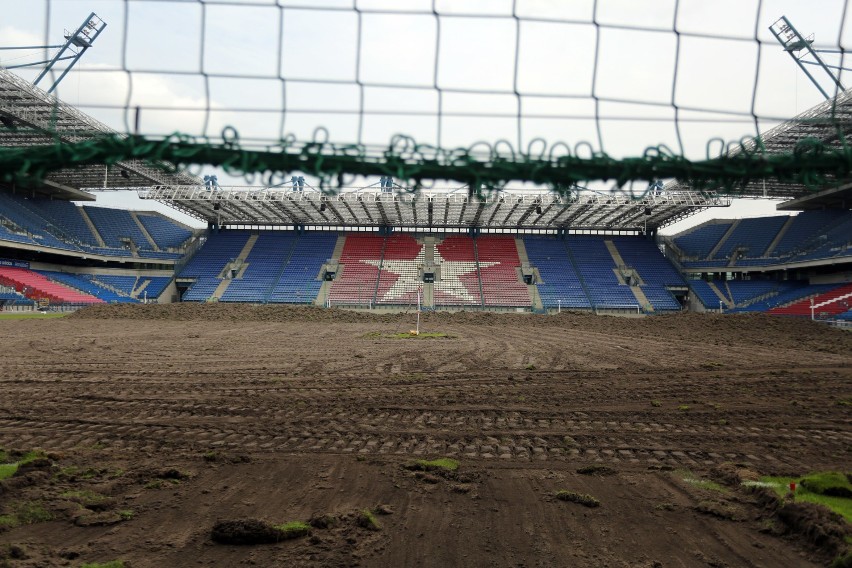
0, 267, 103, 304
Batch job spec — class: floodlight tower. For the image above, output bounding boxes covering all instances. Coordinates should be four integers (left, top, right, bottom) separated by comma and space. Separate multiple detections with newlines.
0, 12, 106, 94
769, 16, 845, 100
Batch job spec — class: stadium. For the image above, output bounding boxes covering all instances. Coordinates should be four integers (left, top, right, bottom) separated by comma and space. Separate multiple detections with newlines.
0, 3, 850, 567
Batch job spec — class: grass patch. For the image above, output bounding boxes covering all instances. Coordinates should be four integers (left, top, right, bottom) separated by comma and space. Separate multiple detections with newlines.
0, 312, 67, 320
80, 562, 125, 568
576, 465, 617, 476
389, 332, 453, 340
0, 449, 48, 480
0, 515, 17, 529
678, 404, 690, 411
678, 470, 727, 493
118, 510, 134, 521
0, 463, 17, 480
363, 330, 454, 340
650, 400, 662, 407
799, 472, 852, 498
61, 490, 111, 510
8, 501, 52, 525
273, 521, 311, 539
756, 475, 852, 523
406, 458, 459, 472
555, 490, 600, 508
356, 509, 381, 531
524, 363, 536, 370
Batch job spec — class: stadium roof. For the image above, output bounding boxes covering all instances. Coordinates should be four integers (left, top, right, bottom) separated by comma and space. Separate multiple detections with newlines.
0, 68, 198, 200
138, 186, 730, 232
665, 87, 852, 204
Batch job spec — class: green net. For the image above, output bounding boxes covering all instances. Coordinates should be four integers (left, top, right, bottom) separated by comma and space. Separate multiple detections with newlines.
1, 0, 851, 198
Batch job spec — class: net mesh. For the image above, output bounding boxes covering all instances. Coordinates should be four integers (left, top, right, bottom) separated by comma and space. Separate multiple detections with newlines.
1, 0, 851, 197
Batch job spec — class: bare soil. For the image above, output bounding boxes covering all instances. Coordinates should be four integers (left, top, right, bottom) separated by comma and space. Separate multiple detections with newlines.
0, 304, 850, 567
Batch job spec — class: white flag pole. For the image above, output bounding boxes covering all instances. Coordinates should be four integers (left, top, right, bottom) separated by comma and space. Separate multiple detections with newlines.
416, 286, 421, 335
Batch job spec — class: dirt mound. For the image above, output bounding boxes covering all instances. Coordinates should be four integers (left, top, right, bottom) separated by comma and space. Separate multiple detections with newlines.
211, 519, 287, 545
777, 501, 852, 556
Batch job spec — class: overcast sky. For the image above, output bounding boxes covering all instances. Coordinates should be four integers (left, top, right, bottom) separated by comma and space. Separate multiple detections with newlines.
1, 0, 848, 231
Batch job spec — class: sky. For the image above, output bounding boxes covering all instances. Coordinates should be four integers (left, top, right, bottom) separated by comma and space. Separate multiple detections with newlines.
1, 0, 849, 232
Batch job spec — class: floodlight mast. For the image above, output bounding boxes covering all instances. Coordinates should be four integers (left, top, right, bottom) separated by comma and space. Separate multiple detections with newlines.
27, 12, 107, 94
769, 16, 844, 100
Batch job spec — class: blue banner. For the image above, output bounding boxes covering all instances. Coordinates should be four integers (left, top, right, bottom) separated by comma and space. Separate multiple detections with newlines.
0, 258, 29, 269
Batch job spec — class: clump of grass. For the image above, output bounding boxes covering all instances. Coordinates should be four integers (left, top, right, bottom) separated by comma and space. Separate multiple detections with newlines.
650, 400, 662, 408
273, 521, 311, 539
678, 470, 727, 493
555, 490, 600, 508
0, 514, 17, 529
678, 404, 690, 411
8, 501, 52, 525
0, 449, 49, 481
524, 364, 536, 370
80, 561, 125, 568
405, 458, 459, 472
356, 509, 381, 531
756, 475, 852, 522
655, 502, 677, 511
388, 332, 453, 340
576, 465, 617, 477
61, 490, 112, 510
799, 472, 852, 498
0, 463, 16, 481
118, 510, 134, 521
144, 480, 164, 490
694, 500, 740, 520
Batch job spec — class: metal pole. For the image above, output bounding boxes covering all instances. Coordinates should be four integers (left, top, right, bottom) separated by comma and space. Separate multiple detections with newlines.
558, 299, 561, 314
416, 287, 421, 335
811, 298, 815, 320
719, 300, 723, 314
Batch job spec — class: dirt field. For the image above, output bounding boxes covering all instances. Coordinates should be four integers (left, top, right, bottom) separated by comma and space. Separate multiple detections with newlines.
0, 304, 850, 567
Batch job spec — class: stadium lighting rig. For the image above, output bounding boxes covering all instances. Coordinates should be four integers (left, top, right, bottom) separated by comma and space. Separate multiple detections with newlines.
0, 13, 107, 94
770, 15, 846, 100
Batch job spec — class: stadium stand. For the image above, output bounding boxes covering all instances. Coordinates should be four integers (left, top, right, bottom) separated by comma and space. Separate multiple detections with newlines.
219, 232, 298, 302
714, 216, 789, 260
137, 213, 194, 249
0, 193, 79, 251
769, 282, 852, 318
673, 222, 732, 260
674, 212, 852, 268
90, 275, 137, 296
374, 234, 423, 305
36, 270, 138, 303
27, 199, 99, 247
611, 237, 685, 311
734, 282, 838, 313
725, 280, 780, 306
137, 277, 173, 299
0, 266, 102, 304
0, 192, 194, 259
567, 237, 637, 309
771, 211, 848, 256
179, 231, 251, 301
82, 206, 151, 250
268, 233, 337, 304
524, 237, 590, 309
328, 234, 385, 305
476, 236, 531, 307
0, 286, 33, 306
688, 280, 725, 309
434, 235, 481, 307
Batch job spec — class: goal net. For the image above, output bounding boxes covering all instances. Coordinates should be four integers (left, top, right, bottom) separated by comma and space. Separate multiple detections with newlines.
1, 0, 850, 197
